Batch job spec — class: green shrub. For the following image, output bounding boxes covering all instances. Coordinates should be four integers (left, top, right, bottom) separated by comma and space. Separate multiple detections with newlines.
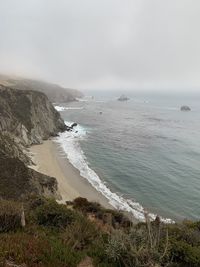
73, 197, 132, 229
105, 230, 127, 262
168, 222, 200, 266
63, 215, 101, 250
105, 217, 171, 267
73, 197, 89, 210
0, 197, 200, 267
0, 199, 22, 232
0, 231, 83, 267
41, 237, 84, 267
28, 195, 46, 209
170, 240, 200, 266
73, 197, 101, 213
110, 210, 132, 228
34, 199, 75, 229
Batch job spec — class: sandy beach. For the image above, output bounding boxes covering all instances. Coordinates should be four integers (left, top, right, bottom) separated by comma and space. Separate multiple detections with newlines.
30, 139, 112, 209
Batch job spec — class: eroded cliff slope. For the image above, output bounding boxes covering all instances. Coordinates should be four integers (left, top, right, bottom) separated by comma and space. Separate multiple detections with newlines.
0, 85, 65, 200
0, 85, 66, 144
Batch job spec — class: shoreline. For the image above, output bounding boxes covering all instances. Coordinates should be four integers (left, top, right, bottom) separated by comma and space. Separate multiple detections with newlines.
30, 139, 113, 209
29, 139, 172, 224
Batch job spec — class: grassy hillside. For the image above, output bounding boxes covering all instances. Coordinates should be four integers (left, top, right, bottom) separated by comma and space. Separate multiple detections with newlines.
0, 197, 200, 267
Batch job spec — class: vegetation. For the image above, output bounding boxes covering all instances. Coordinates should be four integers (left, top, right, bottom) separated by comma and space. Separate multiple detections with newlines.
33, 198, 75, 228
0, 197, 200, 267
0, 199, 22, 233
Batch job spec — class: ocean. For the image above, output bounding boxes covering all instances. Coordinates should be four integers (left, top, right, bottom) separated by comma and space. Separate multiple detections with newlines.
54, 91, 200, 222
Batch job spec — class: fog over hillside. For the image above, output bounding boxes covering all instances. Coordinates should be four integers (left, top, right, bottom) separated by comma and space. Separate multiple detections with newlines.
0, 0, 200, 92
0, 75, 83, 102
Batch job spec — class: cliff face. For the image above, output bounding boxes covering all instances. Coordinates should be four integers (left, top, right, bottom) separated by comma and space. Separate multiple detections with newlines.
0, 85, 65, 200
0, 132, 30, 165
0, 85, 67, 144
0, 75, 83, 103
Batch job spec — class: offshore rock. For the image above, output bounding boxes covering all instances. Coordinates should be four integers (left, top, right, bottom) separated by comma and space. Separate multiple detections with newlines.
118, 94, 129, 101
180, 105, 191, 111
71, 122, 78, 128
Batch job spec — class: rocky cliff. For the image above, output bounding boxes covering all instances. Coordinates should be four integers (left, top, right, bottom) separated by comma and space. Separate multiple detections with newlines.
0, 132, 30, 164
0, 85, 65, 200
0, 75, 83, 103
0, 85, 67, 144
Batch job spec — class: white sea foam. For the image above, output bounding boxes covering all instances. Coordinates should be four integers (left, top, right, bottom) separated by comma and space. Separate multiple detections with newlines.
54, 106, 83, 111
55, 121, 174, 223
77, 96, 106, 103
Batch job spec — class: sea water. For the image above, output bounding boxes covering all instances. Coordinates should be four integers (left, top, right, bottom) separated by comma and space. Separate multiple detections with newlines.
54, 91, 200, 222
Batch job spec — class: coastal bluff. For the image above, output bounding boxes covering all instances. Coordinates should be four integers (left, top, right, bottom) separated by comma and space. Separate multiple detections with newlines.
0, 84, 66, 200
0, 85, 67, 144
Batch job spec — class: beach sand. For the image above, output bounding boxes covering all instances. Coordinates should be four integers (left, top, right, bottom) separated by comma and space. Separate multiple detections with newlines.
30, 140, 112, 209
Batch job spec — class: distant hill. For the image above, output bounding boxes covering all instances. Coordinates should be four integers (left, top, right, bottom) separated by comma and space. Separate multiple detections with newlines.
0, 75, 83, 103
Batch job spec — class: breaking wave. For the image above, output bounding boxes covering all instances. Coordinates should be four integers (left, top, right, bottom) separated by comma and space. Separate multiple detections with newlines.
54, 106, 83, 111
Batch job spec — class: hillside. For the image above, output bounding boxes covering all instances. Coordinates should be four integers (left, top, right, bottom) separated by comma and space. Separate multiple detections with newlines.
0, 157, 59, 200
1, 196, 200, 267
0, 75, 83, 103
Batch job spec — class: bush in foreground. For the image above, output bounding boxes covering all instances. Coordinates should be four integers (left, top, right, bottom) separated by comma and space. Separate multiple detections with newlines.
34, 198, 75, 228
73, 197, 132, 229
0, 198, 200, 267
63, 215, 102, 250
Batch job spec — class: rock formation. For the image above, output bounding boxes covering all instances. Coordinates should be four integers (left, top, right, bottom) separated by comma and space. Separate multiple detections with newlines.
118, 94, 129, 101
65, 122, 78, 131
0, 85, 66, 200
0, 85, 67, 144
180, 105, 191, 111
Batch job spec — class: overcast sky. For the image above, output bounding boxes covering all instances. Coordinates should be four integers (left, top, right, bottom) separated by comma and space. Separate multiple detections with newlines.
0, 0, 200, 91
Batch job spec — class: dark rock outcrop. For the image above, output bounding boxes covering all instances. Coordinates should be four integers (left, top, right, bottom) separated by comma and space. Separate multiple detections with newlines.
65, 122, 78, 131
180, 105, 191, 111
71, 122, 78, 128
118, 94, 129, 101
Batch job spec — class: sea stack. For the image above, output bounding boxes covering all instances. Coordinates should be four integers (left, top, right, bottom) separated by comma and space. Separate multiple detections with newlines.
118, 94, 129, 101
180, 105, 191, 111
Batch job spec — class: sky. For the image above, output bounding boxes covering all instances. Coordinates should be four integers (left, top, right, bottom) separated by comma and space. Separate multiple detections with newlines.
0, 0, 200, 91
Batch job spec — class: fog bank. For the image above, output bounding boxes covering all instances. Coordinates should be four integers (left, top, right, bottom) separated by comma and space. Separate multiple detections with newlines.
0, 0, 200, 92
